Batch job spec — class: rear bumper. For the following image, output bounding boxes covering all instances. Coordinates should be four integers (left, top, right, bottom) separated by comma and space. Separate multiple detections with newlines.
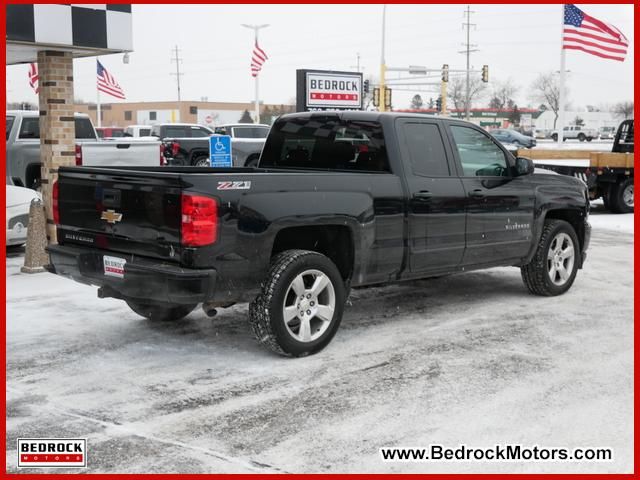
46, 244, 217, 305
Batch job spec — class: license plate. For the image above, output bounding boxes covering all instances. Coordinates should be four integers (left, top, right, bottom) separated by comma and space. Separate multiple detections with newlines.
103, 255, 126, 279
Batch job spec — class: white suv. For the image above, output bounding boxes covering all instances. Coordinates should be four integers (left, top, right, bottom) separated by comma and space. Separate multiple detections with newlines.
551, 125, 597, 142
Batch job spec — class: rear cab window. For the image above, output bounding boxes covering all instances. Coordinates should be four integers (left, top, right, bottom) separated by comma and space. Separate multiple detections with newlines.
232, 126, 269, 139
75, 118, 97, 139
6, 116, 15, 140
18, 117, 40, 139
260, 116, 390, 173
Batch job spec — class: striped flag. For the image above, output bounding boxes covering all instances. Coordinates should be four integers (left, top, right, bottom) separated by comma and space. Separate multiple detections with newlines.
563, 4, 628, 62
250, 41, 268, 77
28, 63, 39, 94
97, 60, 126, 99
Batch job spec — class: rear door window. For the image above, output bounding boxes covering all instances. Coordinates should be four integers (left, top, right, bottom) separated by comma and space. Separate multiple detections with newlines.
401, 122, 450, 177
233, 126, 269, 139
18, 117, 40, 139
191, 126, 212, 137
164, 126, 190, 138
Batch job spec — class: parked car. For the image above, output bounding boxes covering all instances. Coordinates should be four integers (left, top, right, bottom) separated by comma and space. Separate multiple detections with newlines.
534, 129, 551, 139
490, 129, 536, 148
6, 184, 40, 246
149, 123, 214, 140
551, 125, 597, 142
6, 111, 163, 189
598, 126, 616, 140
47, 111, 590, 357
123, 125, 153, 137
162, 123, 269, 167
96, 127, 125, 138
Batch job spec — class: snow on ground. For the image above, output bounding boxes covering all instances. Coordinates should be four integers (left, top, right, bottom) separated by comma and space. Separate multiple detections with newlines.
6, 214, 633, 474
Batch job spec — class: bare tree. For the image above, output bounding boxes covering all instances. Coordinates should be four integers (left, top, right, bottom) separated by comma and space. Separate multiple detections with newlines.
530, 72, 567, 129
488, 79, 519, 110
613, 101, 634, 120
448, 76, 486, 113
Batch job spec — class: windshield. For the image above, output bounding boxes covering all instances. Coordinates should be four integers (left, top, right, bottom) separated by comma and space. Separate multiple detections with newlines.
260, 116, 389, 172
6, 116, 14, 140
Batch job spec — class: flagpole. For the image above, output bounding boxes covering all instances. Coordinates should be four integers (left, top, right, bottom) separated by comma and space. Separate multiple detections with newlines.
242, 23, 269, 124
97, 86, 102, 128
557, 5, 566, 146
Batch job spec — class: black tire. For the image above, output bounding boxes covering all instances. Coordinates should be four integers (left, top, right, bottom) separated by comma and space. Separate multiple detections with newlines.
578, 133, 586, 142
521, 219, 580, 296
586, 137, 593, 142
126, 299, 196, 321
244, 155, 259, 167
602, 186, 612, 211
249, 249, 346, 357
192, 156, 210, 167
610, 178, 634, 214
551, 133, 558, 142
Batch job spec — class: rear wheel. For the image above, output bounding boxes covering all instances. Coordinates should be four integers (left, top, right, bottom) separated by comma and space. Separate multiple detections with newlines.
578, 133, 586, 142
521, 219, 579, 296
610, 178, 634, 214
126, 299, 196, 321
249, 250, 346, 357
551, 133, 558, 142
192, 156, 210, 167
244, 155, 259, 167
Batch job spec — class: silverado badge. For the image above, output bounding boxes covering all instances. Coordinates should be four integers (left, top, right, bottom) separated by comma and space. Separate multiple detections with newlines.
101, 209, 123, 224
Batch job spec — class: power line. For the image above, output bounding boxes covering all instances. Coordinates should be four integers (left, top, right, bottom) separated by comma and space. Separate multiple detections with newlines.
170, 45, 184, 102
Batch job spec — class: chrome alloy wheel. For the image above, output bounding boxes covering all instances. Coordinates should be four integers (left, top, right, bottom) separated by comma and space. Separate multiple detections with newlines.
547, 232, 575, 286
282, 269, 336, 343
622, 184, 634, 208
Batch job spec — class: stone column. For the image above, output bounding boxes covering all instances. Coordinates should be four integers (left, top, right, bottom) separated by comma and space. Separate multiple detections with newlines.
37, 50, 76, 244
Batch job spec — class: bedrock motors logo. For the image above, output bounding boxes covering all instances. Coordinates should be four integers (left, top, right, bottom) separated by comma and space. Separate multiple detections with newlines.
18, 439, 87, 468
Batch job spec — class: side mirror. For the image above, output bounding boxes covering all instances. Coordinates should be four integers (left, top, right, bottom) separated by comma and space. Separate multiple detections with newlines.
515, 157, 535, 176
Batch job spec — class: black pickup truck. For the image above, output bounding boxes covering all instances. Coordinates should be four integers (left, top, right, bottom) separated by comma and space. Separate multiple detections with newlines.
47, 112, 591, 356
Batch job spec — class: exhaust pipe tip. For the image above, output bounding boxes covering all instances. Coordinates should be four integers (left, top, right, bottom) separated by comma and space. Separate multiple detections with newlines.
202, 303, 218, 318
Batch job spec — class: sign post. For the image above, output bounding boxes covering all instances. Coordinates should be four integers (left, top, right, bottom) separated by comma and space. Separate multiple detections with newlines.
209, 135, 233, 167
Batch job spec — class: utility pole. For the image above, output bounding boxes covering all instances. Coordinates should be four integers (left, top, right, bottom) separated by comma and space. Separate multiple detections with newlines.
461, 6, 478, 121
379, 5, 387, 112
350, 52, 362, 72
170, 45, 183, 103
242, 23, 269, 124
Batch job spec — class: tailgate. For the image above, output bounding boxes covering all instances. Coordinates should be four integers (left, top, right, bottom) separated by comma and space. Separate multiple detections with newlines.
78, 141, 162, 167
57, 167, 182, 262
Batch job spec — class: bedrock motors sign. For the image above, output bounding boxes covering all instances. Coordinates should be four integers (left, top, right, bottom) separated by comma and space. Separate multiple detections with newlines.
18, 439, 87, 468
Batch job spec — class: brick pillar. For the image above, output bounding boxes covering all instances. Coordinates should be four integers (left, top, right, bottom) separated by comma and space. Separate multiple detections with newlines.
37, 50, 75, 243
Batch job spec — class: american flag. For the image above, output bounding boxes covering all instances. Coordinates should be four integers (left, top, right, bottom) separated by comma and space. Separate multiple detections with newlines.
250, 41, 268, 77
97, 60, 126, 99
28, 63, 39, 94
563, 4, 628, 62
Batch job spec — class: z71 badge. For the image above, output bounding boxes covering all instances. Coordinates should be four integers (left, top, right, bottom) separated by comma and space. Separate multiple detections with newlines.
217, 181, 252, 190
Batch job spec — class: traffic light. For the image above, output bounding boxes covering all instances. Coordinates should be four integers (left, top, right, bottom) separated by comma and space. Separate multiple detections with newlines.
436, 96, 442, 112
384, 87, 392, 109
482, 64, 489, 83
363, 79, 370, 94
441, 64, 449, 83
373, 87, 380, 107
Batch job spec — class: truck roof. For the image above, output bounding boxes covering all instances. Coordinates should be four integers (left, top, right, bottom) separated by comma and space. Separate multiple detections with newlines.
7, 110, 90, 118
277, 110, 474, 125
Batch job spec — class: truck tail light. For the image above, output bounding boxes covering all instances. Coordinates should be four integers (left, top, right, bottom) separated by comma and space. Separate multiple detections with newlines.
159, 144, 166, 166
52, 180, 60, 224
75, 145, 83, 166
171, 141, 180, 157
181, 194, 218, 247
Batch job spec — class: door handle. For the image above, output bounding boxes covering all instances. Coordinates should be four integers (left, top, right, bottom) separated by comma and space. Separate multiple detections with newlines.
468, 189, 485, 199
413, 191, 433, 201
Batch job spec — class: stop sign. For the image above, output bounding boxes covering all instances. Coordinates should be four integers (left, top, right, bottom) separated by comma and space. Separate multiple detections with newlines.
205, 115, 213, 124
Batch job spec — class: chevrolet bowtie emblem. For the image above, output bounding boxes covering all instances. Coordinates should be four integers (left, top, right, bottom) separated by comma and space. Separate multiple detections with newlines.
101, 209, 123, 224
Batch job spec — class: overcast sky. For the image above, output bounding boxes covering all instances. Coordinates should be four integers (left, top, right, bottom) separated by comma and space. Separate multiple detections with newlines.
6, 4, 635, 110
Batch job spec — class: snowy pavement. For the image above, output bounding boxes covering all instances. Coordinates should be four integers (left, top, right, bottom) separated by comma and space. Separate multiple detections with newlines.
6, 210, 633, 473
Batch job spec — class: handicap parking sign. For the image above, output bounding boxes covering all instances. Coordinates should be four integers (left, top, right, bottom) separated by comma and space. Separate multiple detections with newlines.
209, 135, 232, 167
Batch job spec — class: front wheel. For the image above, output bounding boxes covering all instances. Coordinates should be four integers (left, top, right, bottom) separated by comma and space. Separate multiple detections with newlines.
126, 299, 196, 321
521, 219, 580, 296
551, 133, 558, 142
249, 250, 346, 357
578, 133, 586, 142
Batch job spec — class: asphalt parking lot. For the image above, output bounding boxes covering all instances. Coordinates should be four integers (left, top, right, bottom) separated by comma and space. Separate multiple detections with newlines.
6, 205, 633, 473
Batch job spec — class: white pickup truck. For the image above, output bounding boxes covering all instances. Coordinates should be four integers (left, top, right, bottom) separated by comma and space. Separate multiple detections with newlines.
6, 111, 162, 189
551, 125, 598, 142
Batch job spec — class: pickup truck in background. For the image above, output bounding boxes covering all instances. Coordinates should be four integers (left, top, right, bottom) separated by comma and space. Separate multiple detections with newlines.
124, 125, 153, 137
161, 123, 269, 167
521, 120, 634, 213
47, 112, 591, 357
6, 111, 163, 189
551, 125, 598, 142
